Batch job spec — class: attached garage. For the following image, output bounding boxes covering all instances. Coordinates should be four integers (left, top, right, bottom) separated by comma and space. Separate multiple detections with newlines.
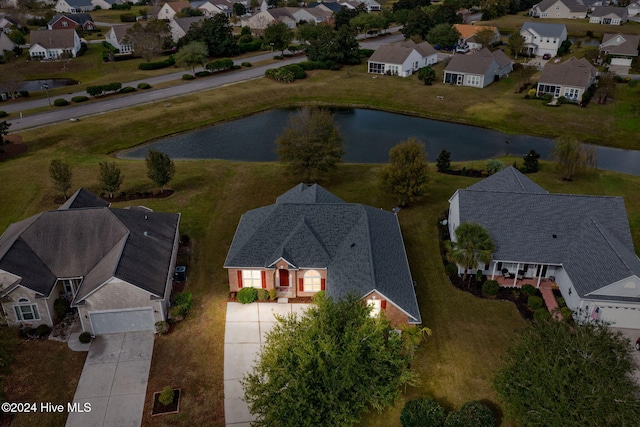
89, 308, 155, 335
610, 57, 632, 66
600, 305, 640, 329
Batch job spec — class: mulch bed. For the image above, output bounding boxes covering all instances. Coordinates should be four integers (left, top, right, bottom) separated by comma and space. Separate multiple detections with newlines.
152, 389, 181, 416
53, 189, 174, 205
0, 135, 27, 162
226, 294, 313, 304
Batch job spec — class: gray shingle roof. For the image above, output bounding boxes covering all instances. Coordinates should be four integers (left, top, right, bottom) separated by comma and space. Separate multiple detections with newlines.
467, 166, 547, 193
0, 195, 180, 302
276, 183, 345, 204
445, 48, 496, 75
58, 187, 110, 210
48, 13, 94, 27
30, 29, 77, 49
600, 33, 640, 56
225, 185, 421, 323
456, 167, 638, 300
63, 0, 93, 7
173, 16, 205, 32
534, 0, 587, 13
538, 57, 597, 88
590, 5, 627, 17
369, 44, 415, 65
521, 21, 567, 38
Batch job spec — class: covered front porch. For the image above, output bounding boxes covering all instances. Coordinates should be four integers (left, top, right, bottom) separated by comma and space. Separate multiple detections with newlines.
488, 261, 559, 288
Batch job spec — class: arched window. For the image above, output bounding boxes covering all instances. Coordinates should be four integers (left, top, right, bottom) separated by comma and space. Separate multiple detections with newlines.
14, 298, 40, 321
303, 270, 322, 292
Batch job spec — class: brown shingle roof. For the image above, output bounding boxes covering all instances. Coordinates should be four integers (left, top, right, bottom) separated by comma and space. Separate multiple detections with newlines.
538, 57, 597, 88
30, 29, 77, 49
453, 24, 497, 40
600, 33, 639, 56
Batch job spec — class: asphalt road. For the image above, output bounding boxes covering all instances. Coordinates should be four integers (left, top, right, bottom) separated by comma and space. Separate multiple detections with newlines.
2, 33, 404, 131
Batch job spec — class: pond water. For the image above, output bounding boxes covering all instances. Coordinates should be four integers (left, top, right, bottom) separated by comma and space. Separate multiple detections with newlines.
118, 108, 640, 176
18, 78, 79, 92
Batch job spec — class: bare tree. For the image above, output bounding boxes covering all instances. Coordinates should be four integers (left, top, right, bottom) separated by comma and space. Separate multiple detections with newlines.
124, 19, 171, 62
550, 137, 597, 181
49, 160, 72, 199
0, 67, 24, 100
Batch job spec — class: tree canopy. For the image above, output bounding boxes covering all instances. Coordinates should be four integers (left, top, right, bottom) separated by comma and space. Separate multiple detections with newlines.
145, 149, 176, 192
494, 320, 640, 426
417, 66, 436, 85
550, 136, 596, 180
49, 159, 73, 199
175, 41, 209, 75
0, 120, 10, 145
379, 137, 430, 207
446, 222, 495, 283
276, 107, 344, 182
306, 25, 360, 66
427, 23, 460, 48
243, 293, 418, 427
179, 14, 238, 57
508, 32, 524, 58
263, 22, 294, 56
98, 162, 124, 199
436, 148, 451, 173
123, 19, 171, 62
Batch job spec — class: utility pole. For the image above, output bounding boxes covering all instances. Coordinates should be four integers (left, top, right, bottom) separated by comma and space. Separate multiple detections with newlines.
42, 82, 51, 107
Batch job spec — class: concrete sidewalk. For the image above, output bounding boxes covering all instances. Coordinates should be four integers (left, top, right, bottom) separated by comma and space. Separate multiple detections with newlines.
224, 302, 309, 426
66, 331, 154, 427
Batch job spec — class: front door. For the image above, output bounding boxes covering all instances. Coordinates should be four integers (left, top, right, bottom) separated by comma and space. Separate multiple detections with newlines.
279, 270, 289, 287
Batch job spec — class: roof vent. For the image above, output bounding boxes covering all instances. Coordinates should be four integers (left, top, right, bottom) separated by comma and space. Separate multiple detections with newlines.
552, 234, 557, 238
350, 243, 356, 248
144, 215, 148, 220
144, 231, 148, 237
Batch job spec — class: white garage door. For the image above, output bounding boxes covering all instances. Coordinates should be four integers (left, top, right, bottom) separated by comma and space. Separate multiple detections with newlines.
89, 308, 155, 335
601, 306, 640, 329
610, 57, 632, 66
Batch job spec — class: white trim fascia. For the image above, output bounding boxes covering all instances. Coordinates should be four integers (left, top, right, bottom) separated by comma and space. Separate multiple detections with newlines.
361, 288, 419, 323
267, 256, 297, 268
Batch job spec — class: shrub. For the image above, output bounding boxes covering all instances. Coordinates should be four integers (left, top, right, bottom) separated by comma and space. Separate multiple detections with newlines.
182, 74, 195, 80
528, 295, 544, 310
560, 306, 573, 320
105, 82, 122, 93
273, 55, 283, 60
79, 331, 92, 343
155, 321, 170, 335
120, 13, 137, 22
53, 98, 69, 106
527, 88, 536, 98
0, 111, 7, 118
71, 96, 89, 103
444, 401, 496, 427
195, 70, 211, 77
138, 56, 175, 70
257, 288, 269, 301
181, 234, 190, 244
54, 297, 71, 320
174, 291, 193, 317
401, 398, 446, 427
119, 86, 136, 93
170, 305, 185, 321
298, 60, 332, 70
521, 284, 537, 296
205, 58, 234, 72
557, 296, 565, 306
534, 308, 551, 322
359, 48, 375, 58
237, 40, 262, 53
445, 263, 458, 275
137, 82, 151, 89
237, 287, 258, 304
158, 386, 175, 406
269, 288, 277, 300
482, 280, 500, 297
35, 324, 51, 338
283, 64, 306, 80
241, 61, 252, 67
86, 85, 104, 97
486, 159, 505, 175
19, 90, 29, 98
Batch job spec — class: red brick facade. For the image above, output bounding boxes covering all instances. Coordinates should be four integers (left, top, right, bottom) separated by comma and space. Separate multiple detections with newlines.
50, 17, 94, 31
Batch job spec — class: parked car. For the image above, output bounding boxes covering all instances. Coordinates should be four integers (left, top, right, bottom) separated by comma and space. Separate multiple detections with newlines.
542, 53, 551, 60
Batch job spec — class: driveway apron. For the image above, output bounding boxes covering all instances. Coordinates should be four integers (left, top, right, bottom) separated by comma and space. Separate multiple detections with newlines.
66, 331, 154, 427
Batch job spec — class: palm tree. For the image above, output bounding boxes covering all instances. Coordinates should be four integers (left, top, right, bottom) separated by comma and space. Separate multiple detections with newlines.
446, 222, 495, 285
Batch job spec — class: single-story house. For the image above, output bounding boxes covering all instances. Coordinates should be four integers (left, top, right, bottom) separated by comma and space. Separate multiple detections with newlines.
628, 0, 640, 16
29, 29, 82, 59
453, 24, 501, 52
55, 0, 94, 13
589, 6, 629, 25
168, 16, 205, 42
158, 1, 192, 19
520, 21, 567, 57
224, 184, 422, 326
448, 167, 640, 329
599, 33, 640, 67
536, 56, 597, 101
0, 32, 17, 56
241, 7, 330, 29
443, 48, 512, 88
368, 40, 437, 77
529, 0, 587, 19
0, 188, 181, 335
104, 24, 133, 53
191, 0, 227, 17
47, 13, 95, 31
0, 15, 18, 34
310, 1, 344, 13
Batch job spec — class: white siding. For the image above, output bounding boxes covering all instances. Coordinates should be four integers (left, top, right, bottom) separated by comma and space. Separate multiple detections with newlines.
2, 286, 53, 327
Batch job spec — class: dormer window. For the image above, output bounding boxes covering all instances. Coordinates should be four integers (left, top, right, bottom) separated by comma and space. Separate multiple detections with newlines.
62, 20, 68, 27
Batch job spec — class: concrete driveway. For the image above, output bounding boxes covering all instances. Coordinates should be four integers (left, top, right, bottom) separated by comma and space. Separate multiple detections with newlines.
66, 331, 154, 427
224, 302, 309, 426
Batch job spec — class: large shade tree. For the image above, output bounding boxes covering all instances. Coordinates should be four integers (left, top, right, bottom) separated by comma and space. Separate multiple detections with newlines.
263, 22, 294, 56
276, 107, 344, 182
446, 222, 495, 284
98, 161, 124, 199
494, 320, 640, 426
123, 19, 172, 62
550, 136, 597, 181
379, 137, 430, 207
179, 14, 238, 57
243, 293, 418, 427
174, 41, 208, 75
145, 149, 176, 192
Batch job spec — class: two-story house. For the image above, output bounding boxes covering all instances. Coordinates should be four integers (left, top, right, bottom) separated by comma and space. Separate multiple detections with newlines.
520, 21, 568, 57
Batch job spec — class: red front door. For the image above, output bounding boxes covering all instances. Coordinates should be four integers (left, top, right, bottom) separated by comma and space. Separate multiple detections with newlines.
279, 270, 289, 287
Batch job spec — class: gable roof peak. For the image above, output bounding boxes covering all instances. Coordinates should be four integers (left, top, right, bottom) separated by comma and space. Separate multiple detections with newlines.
276, 183, 345, 204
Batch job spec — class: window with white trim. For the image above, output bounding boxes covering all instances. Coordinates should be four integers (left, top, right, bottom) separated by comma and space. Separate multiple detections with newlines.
62, 20, 68, 27
466, 75, 481, 86
303, 270, 322, 292
367, 299, 381, 317
368, 62, 384, 74
242, 270, 262, 288
14, 298, 40, 321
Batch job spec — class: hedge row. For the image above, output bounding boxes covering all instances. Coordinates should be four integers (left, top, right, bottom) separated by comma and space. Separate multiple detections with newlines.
138, 56, 175, 70
205, 58, 234, 72
86, 82, 122, 97
238, 40, 262, 54
265, 64, 306, 83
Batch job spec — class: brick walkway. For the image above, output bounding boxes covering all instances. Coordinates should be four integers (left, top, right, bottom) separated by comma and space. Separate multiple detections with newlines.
539, 286, 562, 320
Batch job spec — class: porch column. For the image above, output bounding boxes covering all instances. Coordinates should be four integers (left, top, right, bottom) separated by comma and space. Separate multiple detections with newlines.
536, 264, 543, 288
513, 263, 519, 287
491, 262, 497, 280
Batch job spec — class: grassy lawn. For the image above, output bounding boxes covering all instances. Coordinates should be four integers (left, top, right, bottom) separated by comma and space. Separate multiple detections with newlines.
4, 87, 640, 426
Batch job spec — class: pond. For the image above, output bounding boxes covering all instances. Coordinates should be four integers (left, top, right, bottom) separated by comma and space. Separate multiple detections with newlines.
118, 108, 640, 176
18, 78, 79, 93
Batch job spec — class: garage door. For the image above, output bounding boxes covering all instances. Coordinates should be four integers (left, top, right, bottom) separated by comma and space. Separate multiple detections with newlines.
89, 308, 155, 335
611, 57, 632, 66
